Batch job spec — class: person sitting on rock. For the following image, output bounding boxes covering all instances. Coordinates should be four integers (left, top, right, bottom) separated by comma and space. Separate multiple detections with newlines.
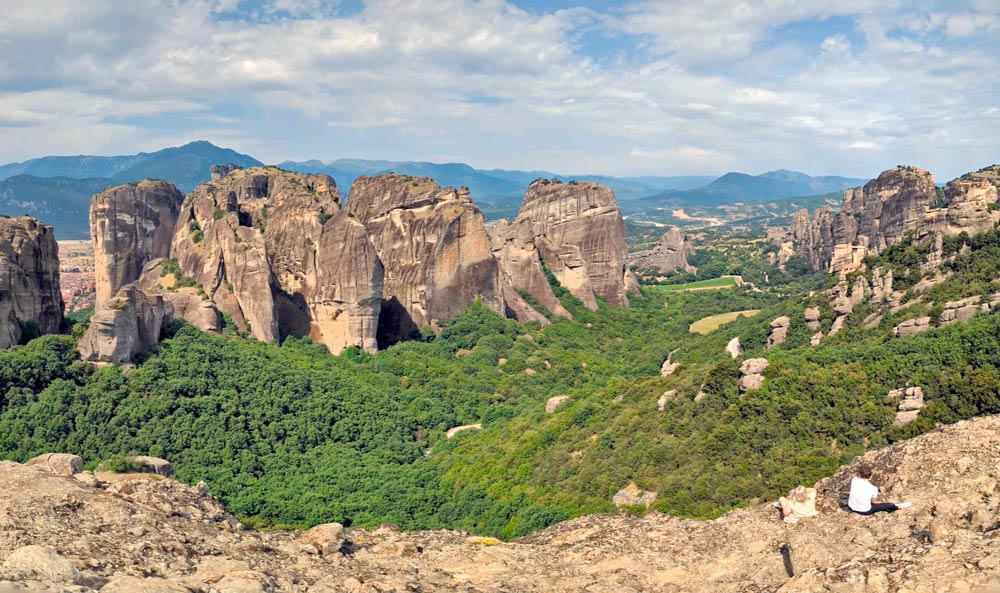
777, 485, 819, 523
847, 464, 912, 515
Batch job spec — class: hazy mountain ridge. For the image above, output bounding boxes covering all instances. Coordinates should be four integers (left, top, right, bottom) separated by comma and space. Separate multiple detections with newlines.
640, 169, 867, 206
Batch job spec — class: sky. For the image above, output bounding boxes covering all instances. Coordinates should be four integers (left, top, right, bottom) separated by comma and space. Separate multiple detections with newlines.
0, 0, 998, 180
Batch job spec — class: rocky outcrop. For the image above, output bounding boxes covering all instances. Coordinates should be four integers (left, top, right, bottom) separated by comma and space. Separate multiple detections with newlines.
166, 167, 383, 353
612, 482, 657, 508
738, 358, 768, 393
77, 285, 167, 364
25, 453, 83, 477
765, 315, 789, 349
487, 219, 571, 322
90, 180, 184, 307
804, 307, 821, 331
0, 217, 63, 348
546, 396, 569, 413
348, 175, 503, 347
657, 390, 676, 411
5, 416, 1000, 592
725, 336, 743, 359
211, 163, 243, 180
491, 179, 630, 314
790, 166, 938, 272
888, 386, 925, 425
940, 295, 987, 325
627, 227, 696, 274
894, 316, 931, 337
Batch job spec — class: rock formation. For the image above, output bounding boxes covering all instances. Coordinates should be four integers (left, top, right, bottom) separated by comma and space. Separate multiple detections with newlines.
0, 216, 63, 348
612, 482, 657, 508
347, 174, 502, 347
81, 171, 636, 360
90, 180, 184, 307
790, 166, 938, 272
77, 285, 168, 364
210, 163, 243, 180
894, 316, 931, 337
738, 358, 768, 393
545, 396, 569, 413
765, 315, 789, 349
888, 386, 925, 425
804, 307, 821, 331
725, 336, 743, 359
4, 416, 1000, 592
789, 165, 1000, 274
627, 227, 697, 274
167, 167, 383, 353
490, 179, 632, 314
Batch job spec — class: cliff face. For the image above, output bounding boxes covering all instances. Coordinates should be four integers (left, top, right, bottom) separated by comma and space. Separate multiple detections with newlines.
788, 166, 992, 273
0, 217, 63, 348
90, 180, 184, 307
77, 285, 167, 365
3, 415, 999, 592
347, 175, 503, 347
627, 227, 697, 274
168, 167, 384, 353
491, 179, 631, 314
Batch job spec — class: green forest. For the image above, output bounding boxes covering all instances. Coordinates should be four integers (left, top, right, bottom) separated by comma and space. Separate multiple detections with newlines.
3, 231, 1000, 539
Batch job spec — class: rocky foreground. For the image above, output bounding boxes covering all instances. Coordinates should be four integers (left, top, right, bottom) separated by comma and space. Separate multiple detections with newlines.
2, 417, 1000, 593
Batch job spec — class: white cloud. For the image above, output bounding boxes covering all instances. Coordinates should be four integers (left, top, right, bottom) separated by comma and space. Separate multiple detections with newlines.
0, 0, 996, 179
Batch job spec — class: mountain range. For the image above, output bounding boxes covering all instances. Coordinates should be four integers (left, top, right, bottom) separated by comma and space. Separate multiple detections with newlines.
0, 141, 866, 237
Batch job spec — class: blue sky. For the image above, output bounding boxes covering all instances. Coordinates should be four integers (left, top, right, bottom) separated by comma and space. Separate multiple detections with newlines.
0, 0, 998, 180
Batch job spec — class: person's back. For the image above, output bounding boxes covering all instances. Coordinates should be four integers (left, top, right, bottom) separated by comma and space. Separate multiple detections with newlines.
848, 476, 878, 513
847, 464, 912, 515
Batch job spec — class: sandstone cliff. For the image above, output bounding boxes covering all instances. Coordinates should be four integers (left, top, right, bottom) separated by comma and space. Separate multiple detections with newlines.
90, 180, 184, 307
491, 179, 631, 314
166, 167, 383, 353
347, 174, 503, 347
627, 227, 697, 274
0, 216, 63, 348
77, 285, 167, 364
789, 166, 1000, 274
2, 415, 999, 592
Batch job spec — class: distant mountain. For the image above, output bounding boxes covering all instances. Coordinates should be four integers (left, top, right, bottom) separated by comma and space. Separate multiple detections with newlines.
0, 141, 263, 194
0, 142, 263, 236
0, 176, 111, 238
639, 169, 867, 207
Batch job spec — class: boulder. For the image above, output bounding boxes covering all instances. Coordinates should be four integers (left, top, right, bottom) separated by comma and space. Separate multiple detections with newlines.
657, 390, 676, 412
738, 358, 769, 393
77, 285, 168, 364
25, 453, 83, 476
725, 337, 743, 359
809, 331, 824, 346
939, 296, 984, 325
0, 217, 63, 349
546, 396, 569, 413
211, 571, 275, 593
2, 545, 80, 584
612, 482, 657, 508
348, 175, 502, 347
660, 358, 679, 376
894, 317, 932, 337
131, 456, 172, 477
766, 316, 790, 349
90, 180, 184, 307
889, 387, 925, 425
298, 522, 346, 557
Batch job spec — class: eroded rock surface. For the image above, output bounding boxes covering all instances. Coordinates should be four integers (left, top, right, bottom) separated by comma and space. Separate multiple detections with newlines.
348, 174, 502, 347
628, 227, 697, 274
90, 180, 184, 307
491, 179, 630, 314
0, 217, 63, 349
4, 417, 1000, 591
77, 285, 168, 364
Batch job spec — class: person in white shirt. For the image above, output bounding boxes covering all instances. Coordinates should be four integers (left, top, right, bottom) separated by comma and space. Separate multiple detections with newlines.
848, 464, 912, 515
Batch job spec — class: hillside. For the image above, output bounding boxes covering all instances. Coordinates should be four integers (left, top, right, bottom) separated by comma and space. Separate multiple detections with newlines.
0, 176, 110, 238
0, 142, 262, 235
1, 414, 997, 592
